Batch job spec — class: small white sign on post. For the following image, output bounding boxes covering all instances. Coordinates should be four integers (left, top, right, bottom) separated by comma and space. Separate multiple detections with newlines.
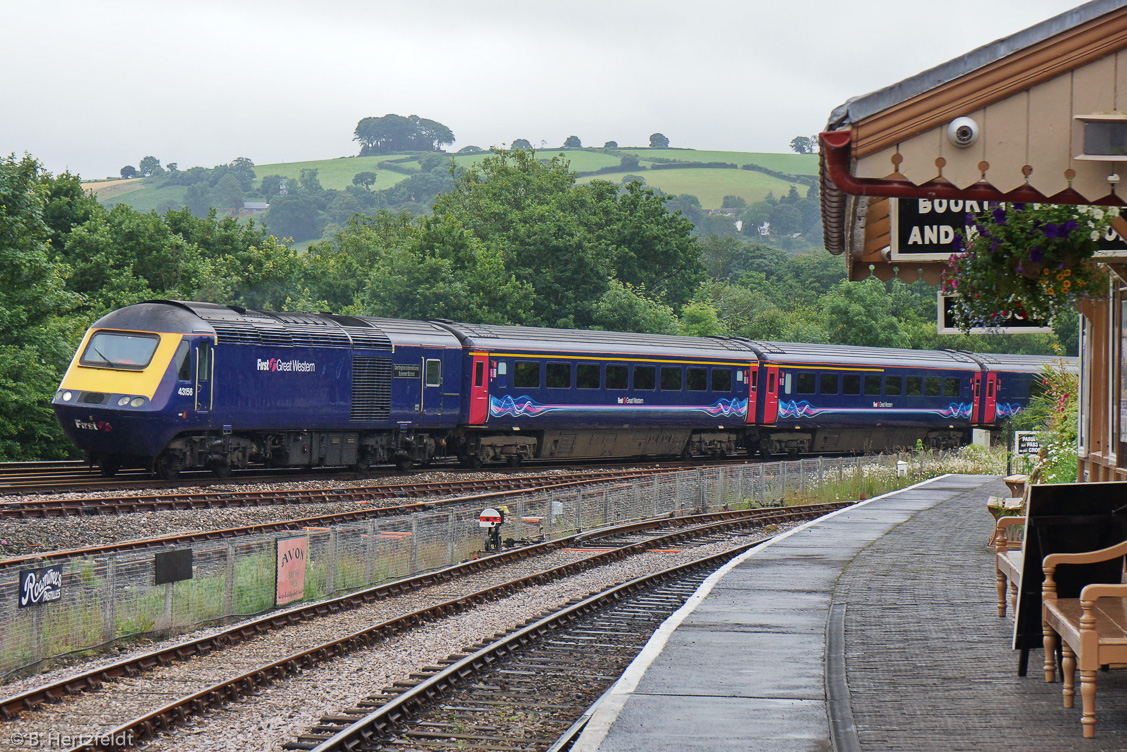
479, 508, 503, 528
1014, 431, 1042, 457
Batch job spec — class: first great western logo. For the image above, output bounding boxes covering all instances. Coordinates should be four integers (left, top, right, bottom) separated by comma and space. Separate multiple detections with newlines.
257, 358, 317, 374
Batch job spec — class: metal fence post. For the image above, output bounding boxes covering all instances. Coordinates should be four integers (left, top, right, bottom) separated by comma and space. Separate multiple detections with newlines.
224, 542, 235, 618
410, 516, 419, 574
103, 558, 116, 643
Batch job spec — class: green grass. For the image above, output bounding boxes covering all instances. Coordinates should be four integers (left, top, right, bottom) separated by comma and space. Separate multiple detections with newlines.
582, 168, 804, 208
89, 148, 817, 214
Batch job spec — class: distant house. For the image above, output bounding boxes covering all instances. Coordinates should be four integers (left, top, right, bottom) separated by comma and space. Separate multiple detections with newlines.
243, 201, 269, 214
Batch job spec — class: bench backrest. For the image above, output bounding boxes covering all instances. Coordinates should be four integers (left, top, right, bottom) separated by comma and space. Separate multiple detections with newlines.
1012, 481, 1127, 652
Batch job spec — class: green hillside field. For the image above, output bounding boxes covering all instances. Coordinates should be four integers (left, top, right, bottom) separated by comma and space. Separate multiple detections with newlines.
84, 148, 818, 214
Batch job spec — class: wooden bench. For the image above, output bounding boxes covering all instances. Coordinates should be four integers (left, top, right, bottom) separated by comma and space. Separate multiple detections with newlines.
994, 515, 1025, 618
1042, 538, 1127, 738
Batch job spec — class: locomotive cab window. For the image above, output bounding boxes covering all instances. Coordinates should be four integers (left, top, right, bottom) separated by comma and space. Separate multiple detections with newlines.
687, 367, 707, 391
885, 376, 902, 396
944, 378, 960, 397
514, 361, 540, 388
606, 365, 628, 389
577, 364, 599, 389
842, 374, 860, 395
425, 359, 442, 387
820, 373, 838, 394
864, 375, 882, 396
174, 341, 191, 381
634, 365, 656, 390
712, 369, 732, 392
546, 362, 571, 389
795, 372, 816, 394
81, 331, 160, 370
661, 367, 682, 391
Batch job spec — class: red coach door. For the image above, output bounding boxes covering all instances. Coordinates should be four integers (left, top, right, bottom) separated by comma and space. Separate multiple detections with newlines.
972, 373, 982, 424
469, 352, 489, 425
982, 373, 999, 424
761, 365, 780, 423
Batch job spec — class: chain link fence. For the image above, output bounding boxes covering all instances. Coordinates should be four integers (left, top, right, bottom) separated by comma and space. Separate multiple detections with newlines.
1, 451, 996, 680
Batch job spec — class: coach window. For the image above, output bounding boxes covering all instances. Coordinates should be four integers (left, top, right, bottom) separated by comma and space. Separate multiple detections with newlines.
820, 373, 838, 394
606, 364, 628, 390
885, 376, 902, 396
944, 378, 960, 397
661, 366, 682, 391
712, 368, 732, 392
634, 365, 656, 390
925, 377, 941, 397
864, 375, 882, 396
546, 362, 571, 389
474, 361, 485, 388
796, 372, 816, 394
577, 364, 600, 389
175, 341, 191, 381
425, 359, 442, 387
514, 361, 540, 389
906, 377, 922, 396
687, 367, 707, 391
496, 361, 508, 376
842, 374, 860, 395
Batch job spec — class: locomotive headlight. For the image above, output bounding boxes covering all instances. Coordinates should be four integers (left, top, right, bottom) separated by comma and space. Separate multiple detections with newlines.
118, 396, 131, 406
62, 391, 73, 402
130, 397, 146, 408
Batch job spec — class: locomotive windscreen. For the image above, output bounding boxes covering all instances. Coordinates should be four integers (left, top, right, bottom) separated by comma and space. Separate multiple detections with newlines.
80, 331, 160, 370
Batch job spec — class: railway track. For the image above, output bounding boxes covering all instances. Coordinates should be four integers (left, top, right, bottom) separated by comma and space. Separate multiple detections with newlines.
290, 557, 723, 752
0, 503, 842, 751
0, 468, 676, 519
0, 469, 683, 570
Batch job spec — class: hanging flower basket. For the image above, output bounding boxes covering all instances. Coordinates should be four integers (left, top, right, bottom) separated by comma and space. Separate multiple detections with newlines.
940, 203, 1116, 331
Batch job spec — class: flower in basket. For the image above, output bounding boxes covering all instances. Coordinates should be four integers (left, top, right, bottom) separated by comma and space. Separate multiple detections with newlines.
940, 203, 1116, 331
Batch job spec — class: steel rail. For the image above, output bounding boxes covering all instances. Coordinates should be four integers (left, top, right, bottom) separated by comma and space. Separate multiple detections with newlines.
304, 541, 757, 752
1, 503, 843, 743
0, 471, 680, 570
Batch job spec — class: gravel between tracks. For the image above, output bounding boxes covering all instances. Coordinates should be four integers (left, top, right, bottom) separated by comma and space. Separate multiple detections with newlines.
0, 468, 613, 558
0, 530, 785, 752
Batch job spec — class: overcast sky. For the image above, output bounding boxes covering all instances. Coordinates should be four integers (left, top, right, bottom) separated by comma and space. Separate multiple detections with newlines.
3, 0, 1090, 180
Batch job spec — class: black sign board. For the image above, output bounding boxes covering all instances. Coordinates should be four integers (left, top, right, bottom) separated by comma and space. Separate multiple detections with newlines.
155, 549, 194, 585
937, 294, 1052, 335
1014, 431, 1042, 457
393, 363, 420, 379
18, 565, 62, 608
892, 198, 1127, 261
1012, 483, 1127, 665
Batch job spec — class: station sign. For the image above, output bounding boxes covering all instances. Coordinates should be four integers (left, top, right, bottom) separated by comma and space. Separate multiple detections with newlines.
937, 294, 1053, 335
1014, 431, 1042, 457
891, 198, 1127, 261
18, 565, 62, 608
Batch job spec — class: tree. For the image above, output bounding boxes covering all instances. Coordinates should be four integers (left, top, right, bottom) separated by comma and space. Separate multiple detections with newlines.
353, 114, 455, 155
604, 141, 618, 148
138, 156, 163, 177
352, 171, 378, 190
619, 154, 640, 171
649, 133, 670, 148
266, 194, 323, 241
722, 195, 747, 210
789, 136, 816, 155
120, 165, 137, 179
510, 139, 533, 150
563, 135, 582, 148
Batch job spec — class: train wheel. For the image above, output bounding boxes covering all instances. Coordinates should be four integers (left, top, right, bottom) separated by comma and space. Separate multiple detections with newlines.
680, 445, 693, 461
506, 454, 523, 468
208, 460, 232, 478
155, 451, 183, 481
758, 440, 773, 459
460, 454, 483, 469
99, 458, 121, 478
394, 455, 413, 472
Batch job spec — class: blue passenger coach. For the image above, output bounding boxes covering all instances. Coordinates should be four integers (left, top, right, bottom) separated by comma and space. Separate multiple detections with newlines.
435, 323, 756, 465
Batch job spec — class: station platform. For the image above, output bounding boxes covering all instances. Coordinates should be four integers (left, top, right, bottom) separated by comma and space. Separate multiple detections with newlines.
571, 474, 1127, 752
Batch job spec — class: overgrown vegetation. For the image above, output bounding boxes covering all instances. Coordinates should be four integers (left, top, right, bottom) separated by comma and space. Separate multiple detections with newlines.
1011, 359, 1079, 483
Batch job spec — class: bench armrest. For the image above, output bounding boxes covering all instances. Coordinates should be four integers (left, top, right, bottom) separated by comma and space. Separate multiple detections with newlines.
1043, 538, 1127, 574
1079, 582, 1127, 602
